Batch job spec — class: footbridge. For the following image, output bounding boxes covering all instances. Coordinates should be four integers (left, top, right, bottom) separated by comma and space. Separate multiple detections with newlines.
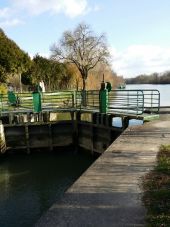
0, 89, 160, 154
0, 89, 160, 120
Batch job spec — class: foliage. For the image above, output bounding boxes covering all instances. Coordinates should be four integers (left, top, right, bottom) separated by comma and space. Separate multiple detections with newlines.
142, 145, 170, 227
0, 83, 7, 94
86, 62, 124, 90
22, 55, 123, 91
21, 70, 33, 85
126, 71, 170, 84
0, 28, 31, 83
51, 23, 110, 90
22, 55, 76, 91
65, 63, 82, 90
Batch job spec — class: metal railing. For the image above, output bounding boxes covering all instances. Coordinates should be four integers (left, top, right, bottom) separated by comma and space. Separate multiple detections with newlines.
75, 90, 99, 109
0, 93, 34, 112
142, 89, 160, 113
41, 91, 74, 110
0, 89, 160, 115
108, 90, 144, 115
75, 89, 160, 115
0, 91, 75, 113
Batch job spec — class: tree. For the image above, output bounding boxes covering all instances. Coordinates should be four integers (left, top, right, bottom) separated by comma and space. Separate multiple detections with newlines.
32, 54, 70, 90
21, 69, 33, 86
50, 23, 110, 90
22, 54, 74, 91
125, 71, 170, 84
65, 63, 82, 90
0, 28, 31, 84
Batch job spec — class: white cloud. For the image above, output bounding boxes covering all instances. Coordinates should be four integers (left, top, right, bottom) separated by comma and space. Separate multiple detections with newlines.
111, 45, 170, 78
0, 0, 98, 27
0, 18, 24, 28
0, 7, 12, 18
94, 4, 102, 12
0, 7, 24, 28
10, 0, 89, 17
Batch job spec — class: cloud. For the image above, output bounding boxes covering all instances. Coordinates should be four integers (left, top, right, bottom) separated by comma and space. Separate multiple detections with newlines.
0, 7, 24, 28
0, 7, 12, 18
0, 0, 98, 27
10, 0, 89, 17
0, 18, 24, 28
111, 45, 170, 78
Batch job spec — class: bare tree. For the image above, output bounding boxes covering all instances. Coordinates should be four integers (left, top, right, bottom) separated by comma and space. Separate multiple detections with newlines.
50, 23, 110, 90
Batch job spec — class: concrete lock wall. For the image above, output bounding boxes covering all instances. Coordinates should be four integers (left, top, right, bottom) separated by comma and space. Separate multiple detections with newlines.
4, 121, 74, 153
2, 111, 125, 154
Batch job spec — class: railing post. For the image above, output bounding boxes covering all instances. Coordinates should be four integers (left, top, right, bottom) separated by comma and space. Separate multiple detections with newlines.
151, 90, 153, 112
32, 91, 42, 113
73, 91, 76, 108
99, 82, 108, 113
158, 91, 160, 113
81, 90, 87, 107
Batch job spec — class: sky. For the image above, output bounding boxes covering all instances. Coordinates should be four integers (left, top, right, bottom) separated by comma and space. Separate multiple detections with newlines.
1, 0, 170, 78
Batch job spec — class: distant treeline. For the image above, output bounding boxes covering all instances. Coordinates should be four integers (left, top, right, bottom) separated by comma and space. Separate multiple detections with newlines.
126, 72, 170, 84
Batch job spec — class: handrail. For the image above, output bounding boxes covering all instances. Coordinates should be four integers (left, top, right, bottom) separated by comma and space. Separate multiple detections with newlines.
108, 90, 144, 115
0, 89, 160, 116
76, 90, 145, 115
42, 91, 74, 109
141, 89, 160, 113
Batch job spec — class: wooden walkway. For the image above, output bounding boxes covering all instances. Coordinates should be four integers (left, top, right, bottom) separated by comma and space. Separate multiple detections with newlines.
36, 115, 170, 227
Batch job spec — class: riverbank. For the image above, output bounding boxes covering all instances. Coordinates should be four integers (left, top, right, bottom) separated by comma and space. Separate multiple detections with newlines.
36, 114, 170, 226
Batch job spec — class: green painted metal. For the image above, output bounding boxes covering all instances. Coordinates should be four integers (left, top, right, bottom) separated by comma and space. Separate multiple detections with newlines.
106, 82, 112, 92
32, 92, 42, 112
143, 114, 160, 122
99, 89, 108, 113
8, 91, 17, 105
99, 82, 108, 113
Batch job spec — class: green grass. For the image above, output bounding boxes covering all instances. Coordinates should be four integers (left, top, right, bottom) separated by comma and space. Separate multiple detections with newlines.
142, 144, 170, 227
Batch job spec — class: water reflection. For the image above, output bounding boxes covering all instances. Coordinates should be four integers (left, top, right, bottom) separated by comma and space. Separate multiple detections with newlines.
112, 117, 143, 128
129, 119, 143, 126
0, 151, 95, 227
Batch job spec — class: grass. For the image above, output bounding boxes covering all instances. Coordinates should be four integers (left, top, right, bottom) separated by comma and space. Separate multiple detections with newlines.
142, 144, 170, 227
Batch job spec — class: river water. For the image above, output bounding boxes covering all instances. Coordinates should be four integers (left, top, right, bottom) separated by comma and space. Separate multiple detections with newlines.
126, 84, 170, 106
0, 151, 96, 227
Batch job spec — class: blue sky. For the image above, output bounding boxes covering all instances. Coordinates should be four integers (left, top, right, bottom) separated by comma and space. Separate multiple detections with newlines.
1, 0, 170, 78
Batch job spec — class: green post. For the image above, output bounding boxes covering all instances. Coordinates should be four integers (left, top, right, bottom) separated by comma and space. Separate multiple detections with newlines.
8, 91, 17, 105
32, 92, 42, 112
99, 82, 108, 113
99, 74, 112, 113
